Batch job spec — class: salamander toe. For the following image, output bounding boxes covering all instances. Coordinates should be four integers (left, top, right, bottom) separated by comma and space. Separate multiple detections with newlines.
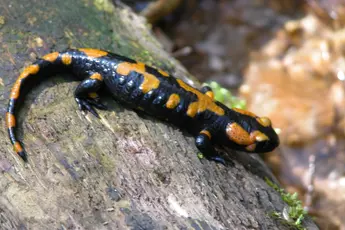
75, 98, 100, 118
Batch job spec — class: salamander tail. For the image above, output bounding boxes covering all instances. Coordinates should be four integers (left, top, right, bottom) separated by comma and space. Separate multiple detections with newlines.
6, 112, 28, 162
6, 51, 67, 162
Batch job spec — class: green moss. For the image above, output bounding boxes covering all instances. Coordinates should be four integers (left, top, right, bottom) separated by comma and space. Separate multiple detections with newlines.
0, 16, 5, 28
265, 178, 308, 230
93, 0, 115, 13
197, 153, 204, 159
203, 81, 246, 109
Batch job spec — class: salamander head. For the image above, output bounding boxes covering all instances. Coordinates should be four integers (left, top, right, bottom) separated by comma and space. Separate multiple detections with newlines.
222, 108, 279, 153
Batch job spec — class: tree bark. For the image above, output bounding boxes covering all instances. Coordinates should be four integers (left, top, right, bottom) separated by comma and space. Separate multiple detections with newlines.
0, 0, 318, 229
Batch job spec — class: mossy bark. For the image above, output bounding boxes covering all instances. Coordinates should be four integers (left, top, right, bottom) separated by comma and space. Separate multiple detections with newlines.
0, 0, 318, 229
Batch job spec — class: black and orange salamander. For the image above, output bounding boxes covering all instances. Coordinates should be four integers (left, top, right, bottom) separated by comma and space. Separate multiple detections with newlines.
6, 48, 279, 163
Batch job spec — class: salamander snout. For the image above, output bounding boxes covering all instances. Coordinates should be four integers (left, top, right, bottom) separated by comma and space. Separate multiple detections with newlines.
252, 121, 280, 153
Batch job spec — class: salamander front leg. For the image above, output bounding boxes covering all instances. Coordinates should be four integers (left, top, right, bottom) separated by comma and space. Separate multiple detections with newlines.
195, 130, 225, 164
74, 73, 107, 118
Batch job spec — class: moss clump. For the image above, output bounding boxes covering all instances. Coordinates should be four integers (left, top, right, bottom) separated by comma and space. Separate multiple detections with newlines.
203, 81, 246, 109
266, 178, 308, 230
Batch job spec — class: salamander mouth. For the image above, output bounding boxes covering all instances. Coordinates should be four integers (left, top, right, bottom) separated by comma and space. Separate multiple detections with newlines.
263, 134, 280, 152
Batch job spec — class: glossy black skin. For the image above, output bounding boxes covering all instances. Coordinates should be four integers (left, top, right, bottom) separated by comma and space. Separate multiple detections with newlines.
8, 49, 279, 162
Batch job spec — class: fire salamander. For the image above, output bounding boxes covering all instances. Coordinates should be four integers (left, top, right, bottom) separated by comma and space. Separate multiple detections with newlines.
6, 48, 279, 163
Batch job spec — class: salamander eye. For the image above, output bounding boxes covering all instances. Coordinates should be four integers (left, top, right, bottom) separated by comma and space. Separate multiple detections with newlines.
254, 132, 269, 142
256, 117, 271, 127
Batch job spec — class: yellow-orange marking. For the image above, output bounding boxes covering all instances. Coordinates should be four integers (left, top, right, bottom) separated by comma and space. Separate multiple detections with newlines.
61, 53, 72, 65
90, 73, 103, 81
79, 48, 108, 58
117, 62, 160, 93
200, 130, 211, 139
14, 142, 23, 152
5, 112, 16, 128
233, 108, 272, 127
253, 131, 269, 142
176, 79, 224, 117
226, 123, 253, 145
205, 91, 214, 100
42, 52, 59, 62
88, 92, 98, 99
10, 64, 40, 99
232, 108, 257, 118
257, 117, 272, 127
166, 94, 180, 109
158, 69, 169, 77
226, 123, 270, 147
10, 82, 21, 99
18, 65, 39, 80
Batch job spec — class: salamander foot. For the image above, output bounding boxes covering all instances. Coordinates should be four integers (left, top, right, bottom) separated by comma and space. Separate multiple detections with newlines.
75, 97, 100, 118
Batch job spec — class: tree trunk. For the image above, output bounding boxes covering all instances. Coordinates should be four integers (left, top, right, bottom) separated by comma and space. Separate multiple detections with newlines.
0, 0, 318, 229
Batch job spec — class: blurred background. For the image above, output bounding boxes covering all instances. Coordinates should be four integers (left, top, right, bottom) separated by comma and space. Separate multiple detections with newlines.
123, 0, 345, 229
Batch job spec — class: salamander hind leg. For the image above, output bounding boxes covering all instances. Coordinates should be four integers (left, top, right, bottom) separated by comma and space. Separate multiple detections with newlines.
200, 86, 214, 100
195, 129, 225, 164
74, 73, 107, 118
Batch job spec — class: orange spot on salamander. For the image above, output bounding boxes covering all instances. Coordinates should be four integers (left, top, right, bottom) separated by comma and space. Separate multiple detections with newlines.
42, 52, 59, 62
116, 62, 160, 93
10, 82, 21, 99
226, 123, 253, 145
10, 65, 40, 99
90, 73, 103, 81
176, 79, 224, 117
88, 92, 98, 99
14, 141, 23, 152
166, 94, 180, 109
158, 69, 169, 77
253, 131, 269, 142
257, 117, 272, 127
200, 130, 211, 139
233, 108, 272, 127
205, 91, 214, 100
226, 123, 270, 149
232, 108, 257, 118
5, 112, 15, 128
61, 54, 72, 65
19, 65, 40, 80
79, 48, 108, 58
